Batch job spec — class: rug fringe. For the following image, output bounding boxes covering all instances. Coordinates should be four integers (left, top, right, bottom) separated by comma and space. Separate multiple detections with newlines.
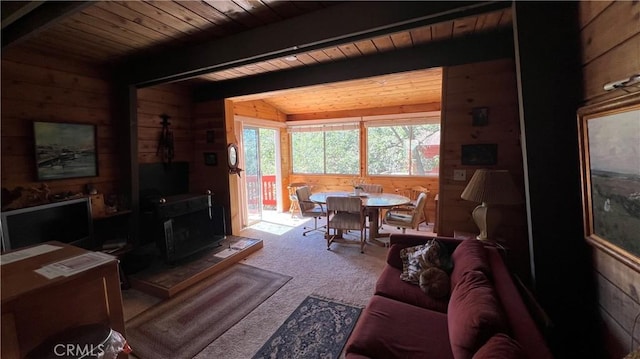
309, 294, 365, 309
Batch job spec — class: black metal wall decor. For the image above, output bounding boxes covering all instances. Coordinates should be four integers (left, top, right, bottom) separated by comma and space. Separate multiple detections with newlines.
157, 114, 174, 165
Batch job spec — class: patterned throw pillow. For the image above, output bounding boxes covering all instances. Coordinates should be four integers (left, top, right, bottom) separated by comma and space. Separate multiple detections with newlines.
400, 239, 447, 284
419, 267, 450, 299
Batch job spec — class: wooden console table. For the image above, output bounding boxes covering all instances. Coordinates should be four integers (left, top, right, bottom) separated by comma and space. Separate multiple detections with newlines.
1, 242, 125, 358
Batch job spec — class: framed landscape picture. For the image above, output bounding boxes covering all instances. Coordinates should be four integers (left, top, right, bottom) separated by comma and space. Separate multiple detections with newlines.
34, 121, 98, 181
577, 93, 640, 272
461, 144, 497, 166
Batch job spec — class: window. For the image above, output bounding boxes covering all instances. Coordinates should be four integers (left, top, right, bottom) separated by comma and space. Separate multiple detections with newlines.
290, 123, 359, 174
366, 120, 440, 176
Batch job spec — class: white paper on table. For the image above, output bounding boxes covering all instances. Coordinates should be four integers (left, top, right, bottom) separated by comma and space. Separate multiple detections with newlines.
1, 244, 62, 265
213, 248, 237, 258
43, 252, 115, 277
34, 266, 63, 279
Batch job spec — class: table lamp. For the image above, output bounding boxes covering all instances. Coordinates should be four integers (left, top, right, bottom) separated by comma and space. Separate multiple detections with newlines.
460, 169, 522, 241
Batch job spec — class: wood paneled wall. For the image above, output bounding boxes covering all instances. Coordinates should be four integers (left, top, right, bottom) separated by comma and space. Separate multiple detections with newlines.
1, 48, 122, 207
439, 58, 529, 280
192, 99, 233, 234
233, 99, 286, 122
578, 2, 640, 357
137, 83, 193, 164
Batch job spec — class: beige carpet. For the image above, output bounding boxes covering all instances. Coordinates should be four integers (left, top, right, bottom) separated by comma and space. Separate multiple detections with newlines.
123, 213, 435, 359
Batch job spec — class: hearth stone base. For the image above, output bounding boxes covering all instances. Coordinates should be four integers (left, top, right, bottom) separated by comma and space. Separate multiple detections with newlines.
128, 235, 263, 298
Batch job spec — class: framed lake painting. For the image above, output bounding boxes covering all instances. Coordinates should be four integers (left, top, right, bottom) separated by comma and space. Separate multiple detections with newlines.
578, 93, 640, 272
34, 121, 98, 181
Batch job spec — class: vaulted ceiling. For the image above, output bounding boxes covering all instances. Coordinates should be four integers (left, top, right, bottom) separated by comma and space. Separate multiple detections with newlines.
1, 1, 513, 115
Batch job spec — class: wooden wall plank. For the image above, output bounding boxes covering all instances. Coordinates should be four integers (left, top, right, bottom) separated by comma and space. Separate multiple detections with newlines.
593, 248, 640, 352
439, 58, 529, 281
580, 1, 639, 64
287, 103, 440, 121
582, 33, 640, 104
578, 1, 613, 29
137, 85, 194, 166
577, 2, 640, 358
0, 52, 123, 205
599, 308, 636, 359
1, 46, 106, 77
191, 99, 232, 233
233, 100, 286, 121
1, 61, 110, 94
593, 246, 640, 302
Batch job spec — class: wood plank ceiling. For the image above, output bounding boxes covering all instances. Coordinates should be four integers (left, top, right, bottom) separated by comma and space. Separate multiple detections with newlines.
1, 1, 513, 115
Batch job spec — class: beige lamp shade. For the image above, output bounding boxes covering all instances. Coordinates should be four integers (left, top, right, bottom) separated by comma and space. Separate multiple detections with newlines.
460, 169, 522, 240
461, 169, 522, 205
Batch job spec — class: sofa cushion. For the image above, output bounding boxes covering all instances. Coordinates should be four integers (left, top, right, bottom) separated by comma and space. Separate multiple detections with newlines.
375, 264, 449, 313
485, 248, 554, 359
419, 267, 450, 299
448, 270, 508, 359
472, 333, 525, 359
345, 295, 454, 359
450, 239, 491, 289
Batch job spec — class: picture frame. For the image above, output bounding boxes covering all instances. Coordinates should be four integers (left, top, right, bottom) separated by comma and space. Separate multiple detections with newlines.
203, 152, 217, 166
33, 121, 98, 181
577, 93, 640, 272
461, 144, 497, 166
472, 107, 489, 126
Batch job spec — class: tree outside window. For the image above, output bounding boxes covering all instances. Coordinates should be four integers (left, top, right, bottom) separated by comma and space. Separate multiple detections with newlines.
291, 128, 359, 174
367, 124, 440, 176
289, 120, 439, 176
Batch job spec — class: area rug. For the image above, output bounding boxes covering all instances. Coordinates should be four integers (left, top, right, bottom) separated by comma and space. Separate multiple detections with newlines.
252, 295, 363, 359
126, 264, 292, 359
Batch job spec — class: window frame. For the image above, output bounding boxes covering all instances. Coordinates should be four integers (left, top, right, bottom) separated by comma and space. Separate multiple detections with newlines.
288, 121, 361, 175
287, 113, 440, 177
364, 114, 440, 177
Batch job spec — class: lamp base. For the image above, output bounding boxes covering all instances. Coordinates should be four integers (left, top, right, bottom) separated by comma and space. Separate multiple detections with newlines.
471, 202, 501, 241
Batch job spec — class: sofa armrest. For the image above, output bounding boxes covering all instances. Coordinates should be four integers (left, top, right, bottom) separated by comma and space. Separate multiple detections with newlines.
387, 234, 463, 269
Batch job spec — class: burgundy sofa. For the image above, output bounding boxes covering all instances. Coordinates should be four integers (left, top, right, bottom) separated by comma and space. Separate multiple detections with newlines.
345, 234, 553, 359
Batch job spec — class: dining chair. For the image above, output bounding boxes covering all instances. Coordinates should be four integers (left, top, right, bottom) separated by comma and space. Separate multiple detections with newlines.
390, 186, 430, 227
287, 182, 307, 218
359, 184, 383, 194
384, 192, 428, 233
326, 196, 366, 253
359, 183, 384, 228
295, 186, 327, 236
412, 186, 430, 226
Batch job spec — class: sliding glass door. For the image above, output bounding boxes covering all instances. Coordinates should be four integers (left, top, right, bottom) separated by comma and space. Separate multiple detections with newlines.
243, 127, 262, 224
242, 126, 278, 226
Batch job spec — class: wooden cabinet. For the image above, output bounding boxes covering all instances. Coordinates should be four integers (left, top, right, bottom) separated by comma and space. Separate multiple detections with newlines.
1, 242, 125, 358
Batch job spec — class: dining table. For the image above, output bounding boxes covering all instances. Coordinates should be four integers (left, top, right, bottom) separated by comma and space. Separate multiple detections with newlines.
309, 191, 411, 246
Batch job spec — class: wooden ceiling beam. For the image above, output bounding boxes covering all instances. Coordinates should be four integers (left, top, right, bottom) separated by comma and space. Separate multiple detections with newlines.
1, 1, 92, 49
193, 28, 514, 102
120, 1, 512, 87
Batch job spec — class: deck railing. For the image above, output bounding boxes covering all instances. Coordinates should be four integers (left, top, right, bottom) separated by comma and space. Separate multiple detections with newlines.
246, 174, 277, 208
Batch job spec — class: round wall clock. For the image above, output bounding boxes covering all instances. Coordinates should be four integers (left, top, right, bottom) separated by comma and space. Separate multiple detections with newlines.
228, 143, 239, 169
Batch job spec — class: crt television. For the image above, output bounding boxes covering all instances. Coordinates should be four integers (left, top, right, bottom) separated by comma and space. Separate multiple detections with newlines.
0, 197, 94, 252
